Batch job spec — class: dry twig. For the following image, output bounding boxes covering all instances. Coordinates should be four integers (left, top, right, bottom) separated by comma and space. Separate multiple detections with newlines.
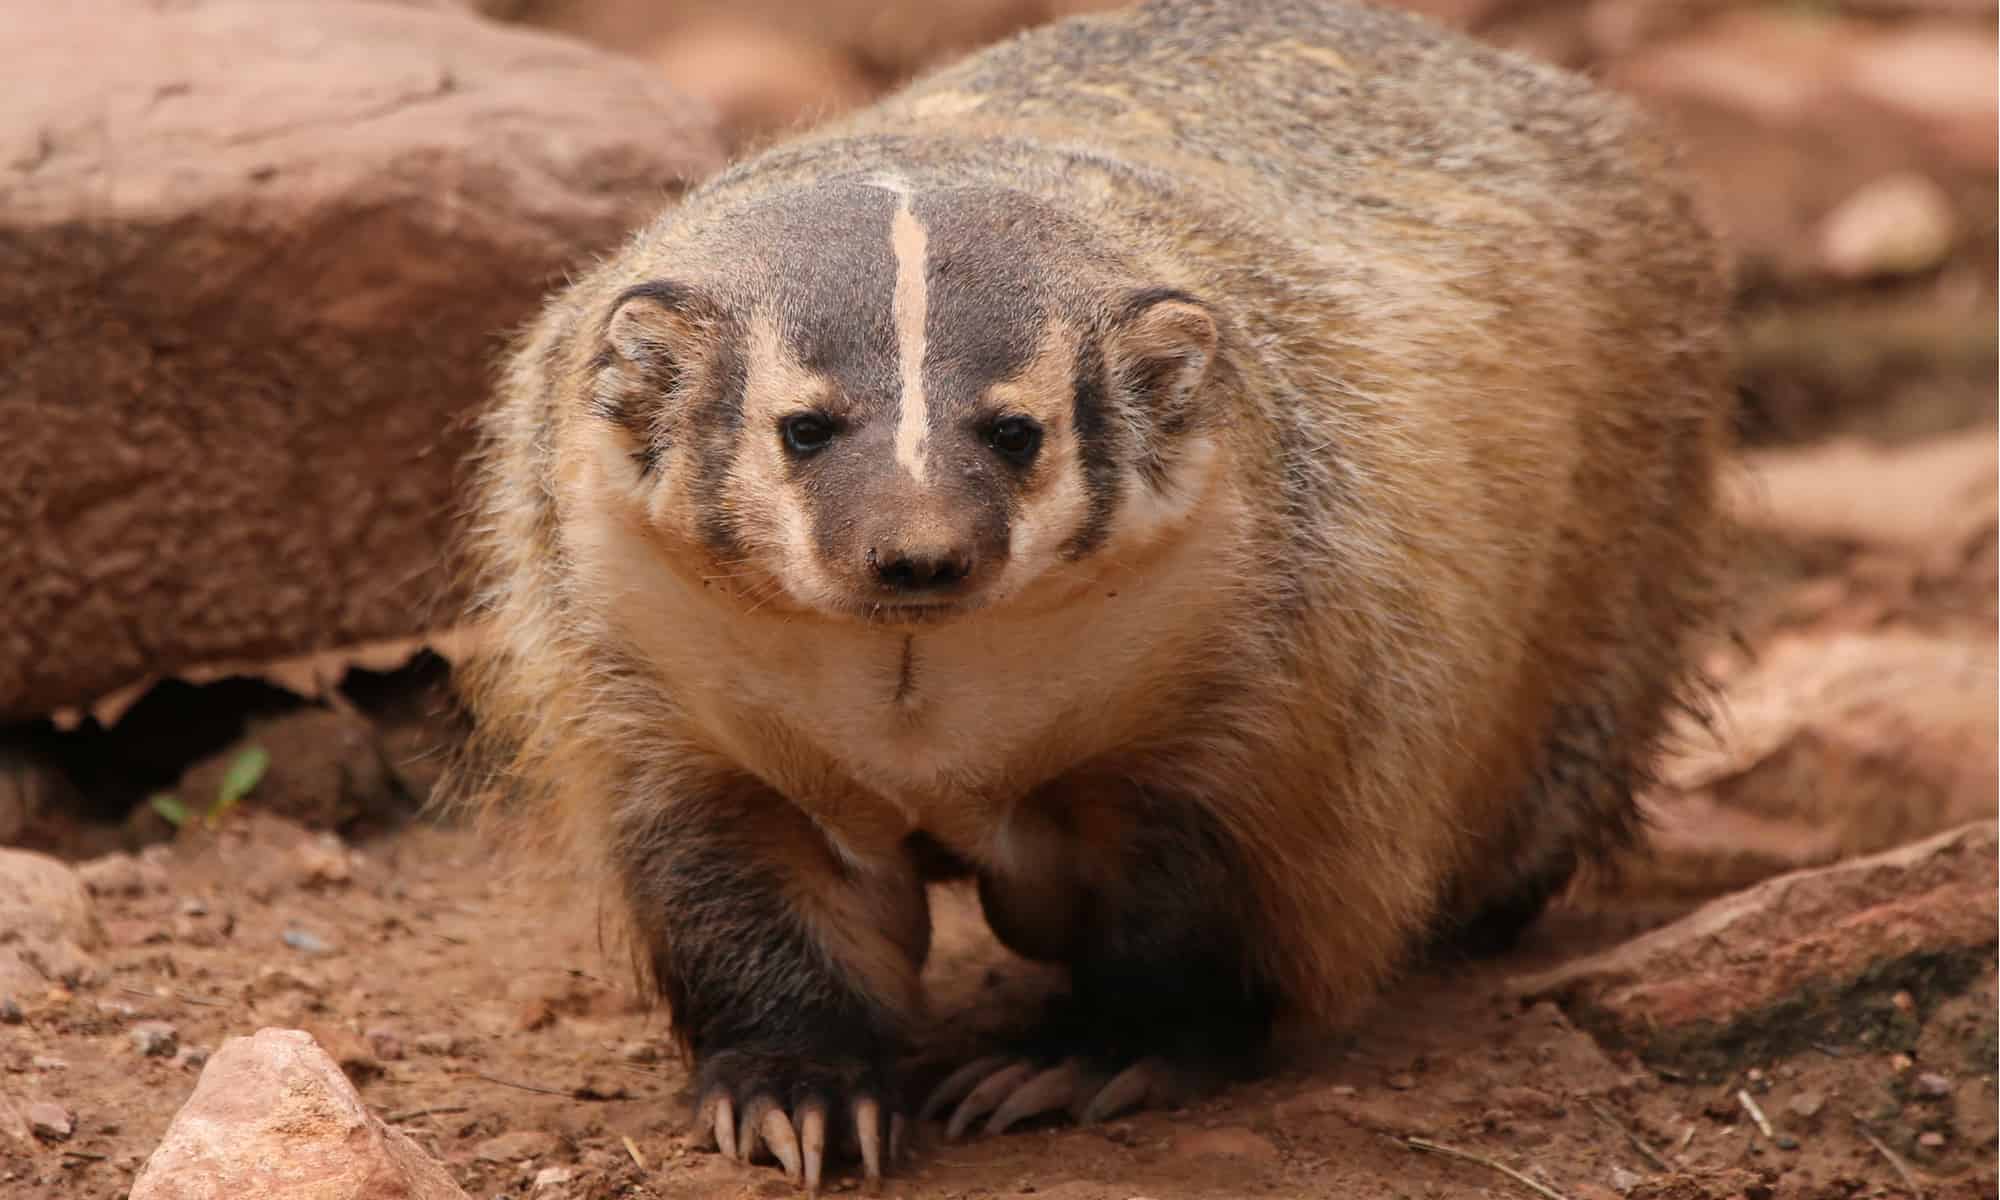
1861, 1127, 1926, 1197
1586, 1098, 1670, 1172
385, 1105, 469, 1124
1736, 1089, 1775, 1140
622, 1134, 649, 1171
1406, 1136, 1573, 1200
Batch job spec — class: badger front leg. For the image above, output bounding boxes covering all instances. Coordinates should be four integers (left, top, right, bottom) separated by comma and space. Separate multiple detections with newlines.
930, 782, 1280, 1135
616, 771, 929, 1194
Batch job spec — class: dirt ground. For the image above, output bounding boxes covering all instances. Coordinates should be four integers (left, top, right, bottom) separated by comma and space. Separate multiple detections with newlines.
2, 0, 1996, 1198
0, 807, 1991, 1200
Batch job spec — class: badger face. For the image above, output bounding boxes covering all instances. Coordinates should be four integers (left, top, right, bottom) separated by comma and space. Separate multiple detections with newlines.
582, 178, 1223, 626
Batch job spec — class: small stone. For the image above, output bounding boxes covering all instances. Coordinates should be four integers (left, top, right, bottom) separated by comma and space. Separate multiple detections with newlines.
282, 928, 333, 955
1170, 1126, 1280, 1163
413, 1032, 461, 1056
367, 1028, 406, 1061
1786, 1091, 1825, 1119
26, 1102, 71, 1140
1890, 1053, 1915, 1074
32, 1055, 67, 1071
474, 1129, 561, 1163
534, 1165, 576, 1189
127, 1027, 469, 1199
1385, 1072, 1417, 1091
78, 853, 149, 897
178, 898, 208, 917
132, 1021, 179, 1057
1918, 1131, 1946, 1149
1776, 1135, 1799, 1150
0, 997, 21, 1024
1609, 1165, 1642, 1193
1818, 172, 1957, 280
294, 835, 352, 886
1913, 1072, 1952, 1098
618, 1040, 658, 1064
1891, 991, 1916, 1014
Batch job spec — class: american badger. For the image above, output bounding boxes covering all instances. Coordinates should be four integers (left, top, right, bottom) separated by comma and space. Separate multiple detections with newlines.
452, 0, 1731, 1190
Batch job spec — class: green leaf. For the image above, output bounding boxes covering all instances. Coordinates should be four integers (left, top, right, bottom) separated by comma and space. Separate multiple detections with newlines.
206, 745, 270, 828
148, 793, 189, 828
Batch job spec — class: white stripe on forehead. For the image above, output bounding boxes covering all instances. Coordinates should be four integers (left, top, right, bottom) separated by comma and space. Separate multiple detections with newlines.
886, 188, 932, 485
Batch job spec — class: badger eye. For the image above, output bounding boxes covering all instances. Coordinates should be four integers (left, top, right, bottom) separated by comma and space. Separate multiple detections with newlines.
780, 412, 836, 456
985, 415, 1043, 465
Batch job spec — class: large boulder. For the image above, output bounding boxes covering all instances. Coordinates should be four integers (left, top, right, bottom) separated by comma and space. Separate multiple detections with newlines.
0, 1, 724, 720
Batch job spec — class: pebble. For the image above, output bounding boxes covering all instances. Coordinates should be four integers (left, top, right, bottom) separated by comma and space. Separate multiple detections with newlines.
77, 852, 151, 896
1918, 1131, 1946, 1149
413, 1032, 461, 1056
534, 1166, 577, 1189
474, 1129, 561, 1163
1776, 1135, 1800, 1150
1786, 1091, 1826, 1119
1385, 1073, 1417, 1091
26, 1102, 71, 1141
1609, 1165, 1642, 1193
1891, 991, 1916, 1013
1818, 174, 1957, 280
1170, 1126, 1280, 1163
1913, 1072, 1952, 1098
179, 897, 209, 917
618, 1040, 658, 1064
282, 928, 334, 955
1889, 1053, 1915, 1074
366, 1028, 406, 1060
0, 997, 21, 1024
132, 1021, 179, 1057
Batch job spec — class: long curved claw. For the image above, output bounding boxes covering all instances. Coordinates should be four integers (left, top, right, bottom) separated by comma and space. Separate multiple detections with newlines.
986, 1061, 1082, 1135
799, 1103, 827, 1197
946, 1060, 1037, 1141
1080, 1059, 1160, 1124
854, 1097, 883, 1193
761, 1106, 802, 1182
922, 1055, 1010, 1122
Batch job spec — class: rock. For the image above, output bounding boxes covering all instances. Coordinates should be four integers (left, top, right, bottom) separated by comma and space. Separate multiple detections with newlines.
1612, 631, 1997, 902
533, 1166, 576, 1190
1786, 1091, 1826, 1120
1818, 172, 1957, 280
179, 712, 403, 833
26, 1101, 71, 1141
474, 1129, 561, 1163
1514, 822, 1998, 1074
133, 1022, 180, 1057
283, 928, 335, 956
1169, 1126, 1280, 1164
129, 1027, 470, 1200
78, 851, 161, 897
0, 848, 100, 995
1913, 1072, 1953, 1098
0, 1, 724, 722
0, 997, 21, 1023
412, 1032, 462, 1057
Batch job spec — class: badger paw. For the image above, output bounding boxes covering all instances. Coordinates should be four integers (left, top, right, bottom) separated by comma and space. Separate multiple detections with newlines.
920, 1053, 1223, 1139
692, 1050, 907, 1195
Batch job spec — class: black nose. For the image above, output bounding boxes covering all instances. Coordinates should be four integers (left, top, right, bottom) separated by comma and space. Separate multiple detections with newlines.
872, 548, 972, 593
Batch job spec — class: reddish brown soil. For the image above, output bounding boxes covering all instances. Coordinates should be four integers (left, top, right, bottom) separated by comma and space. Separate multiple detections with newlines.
3, 807, 1994, 1200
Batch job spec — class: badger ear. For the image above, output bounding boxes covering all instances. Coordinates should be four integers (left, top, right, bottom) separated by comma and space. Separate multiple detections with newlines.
592, 281, 728, 474
1105, 288, 1218, 412
603, 280, 725, 378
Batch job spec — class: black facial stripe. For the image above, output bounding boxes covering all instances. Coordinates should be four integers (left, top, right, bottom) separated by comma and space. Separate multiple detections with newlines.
690, 333, 749, 558
1062, 333, 1121, 559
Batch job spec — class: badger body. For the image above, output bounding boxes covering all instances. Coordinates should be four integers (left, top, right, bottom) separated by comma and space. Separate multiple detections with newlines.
455, 0, 1731, 1188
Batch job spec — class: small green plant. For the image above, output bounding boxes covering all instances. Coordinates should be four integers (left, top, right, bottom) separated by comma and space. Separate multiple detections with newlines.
147, 745, 270, 830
